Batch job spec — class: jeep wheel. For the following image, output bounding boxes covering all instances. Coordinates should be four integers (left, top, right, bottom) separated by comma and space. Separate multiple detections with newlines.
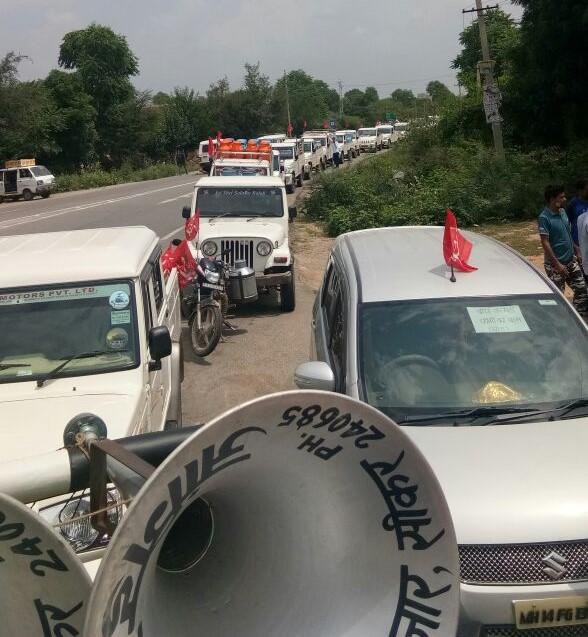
286, 182, 294, 194
280, 267, 296, 312
22, 189, 33, 201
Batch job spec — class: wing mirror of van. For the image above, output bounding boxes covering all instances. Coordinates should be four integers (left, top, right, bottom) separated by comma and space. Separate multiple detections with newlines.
294, 361, 335, 392
181, 205, 191, 219
148, 326, 172, 371
288, 206, 297, 222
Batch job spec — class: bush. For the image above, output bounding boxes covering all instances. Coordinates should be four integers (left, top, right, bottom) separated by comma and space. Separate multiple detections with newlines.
54, 163, 180, 193
304, 134, 588, 237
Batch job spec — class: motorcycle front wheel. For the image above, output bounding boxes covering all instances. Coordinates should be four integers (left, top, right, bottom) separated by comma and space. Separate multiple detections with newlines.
189, 303, 222, 357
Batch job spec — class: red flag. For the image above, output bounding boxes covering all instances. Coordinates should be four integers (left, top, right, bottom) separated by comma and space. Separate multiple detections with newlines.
216, 131, 222, 148
161, 239, 197, 289
323, 120, 329, 129
287, 121, 293, 136
443, 209, 477, 273
185, 208, 200, 241
208, 136, 214, 159
303, 119, 307, 130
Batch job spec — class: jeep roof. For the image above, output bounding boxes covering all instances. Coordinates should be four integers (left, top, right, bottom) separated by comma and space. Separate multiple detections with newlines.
0, 226, 159, 288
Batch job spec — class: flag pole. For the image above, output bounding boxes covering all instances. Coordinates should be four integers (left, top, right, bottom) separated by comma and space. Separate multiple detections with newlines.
450, 262, 456, 283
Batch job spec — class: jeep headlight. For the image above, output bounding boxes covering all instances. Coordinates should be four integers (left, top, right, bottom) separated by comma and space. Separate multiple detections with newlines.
201, 240, 217, 257
256, 240, 272, 257
38, 488, 122, 553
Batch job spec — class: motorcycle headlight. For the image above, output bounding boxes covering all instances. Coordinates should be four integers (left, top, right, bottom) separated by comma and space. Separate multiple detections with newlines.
201, 241, 217, 257
204, 269, 220, 284
38, 488, 122, 553
256, 240, 272, 257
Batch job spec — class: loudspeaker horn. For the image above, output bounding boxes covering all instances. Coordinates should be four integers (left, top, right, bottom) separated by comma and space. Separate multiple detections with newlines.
0, 492, 91, 637
85, 390, 460, 636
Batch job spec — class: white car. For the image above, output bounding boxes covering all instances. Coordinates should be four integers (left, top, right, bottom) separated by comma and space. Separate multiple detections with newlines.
357, 127, 383, 152
303, 131, 334, 169
302, 137, 321, 177
0, 226, 183, 573
394, 121, 409, 139
376, 123, 394, 148
337, 129, 359, 158
296, 226, 588, 636
273, 141, 303, 193
183, 176, 297, 311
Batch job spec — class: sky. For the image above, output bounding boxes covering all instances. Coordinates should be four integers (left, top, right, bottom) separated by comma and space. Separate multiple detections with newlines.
0, 0, 523, 97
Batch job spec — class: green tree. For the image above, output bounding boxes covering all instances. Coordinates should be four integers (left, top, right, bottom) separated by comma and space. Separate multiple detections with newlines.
162, 87, 209, 153
273, 70, 330, 133
509, 0, 588, 146
58, 23, 140, 166
426, 81, 456, 108
44, 70, 97, 170
390, 89, 416, 107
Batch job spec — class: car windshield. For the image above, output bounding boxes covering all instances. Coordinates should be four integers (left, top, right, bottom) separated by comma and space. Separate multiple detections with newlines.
212, 166, 268, 177
196, 187, 284, 217
345, 134, 354, 143
359, 295, 588, 425
0, 281, 139, 384
304, 142, 313, 152
336, 135, 345, 143
395, 123, 408, 131
358, 128, 377, 136
30, 166, 51, 177
277, 148, 294, 160
378, 127, 392, 134
201, 143, 209, 153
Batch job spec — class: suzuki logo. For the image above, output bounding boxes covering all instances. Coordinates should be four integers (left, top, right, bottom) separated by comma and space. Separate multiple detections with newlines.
542, 551, 568, 580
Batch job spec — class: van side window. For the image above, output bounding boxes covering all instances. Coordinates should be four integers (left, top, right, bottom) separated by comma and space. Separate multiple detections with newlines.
149, 251, 164, 313
322, 264, 340, 326
141, 271, 155, 338
19, 169, 31, 178
329, 294, 346, 388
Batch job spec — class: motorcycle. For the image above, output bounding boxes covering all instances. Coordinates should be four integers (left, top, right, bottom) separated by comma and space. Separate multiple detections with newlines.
182, 256, 230, 357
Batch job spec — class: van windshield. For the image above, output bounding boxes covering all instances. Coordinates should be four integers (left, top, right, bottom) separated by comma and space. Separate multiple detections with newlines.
30, 166, 51, 177
359, 295, 588, 425
196, 187, 284, 217
0, 281, 139, 384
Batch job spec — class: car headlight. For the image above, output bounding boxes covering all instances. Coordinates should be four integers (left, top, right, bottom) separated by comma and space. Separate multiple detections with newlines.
201, 241, 217, 257
38, 488, 122, 553
204, 269, 220, 284
256, 240, 272, 257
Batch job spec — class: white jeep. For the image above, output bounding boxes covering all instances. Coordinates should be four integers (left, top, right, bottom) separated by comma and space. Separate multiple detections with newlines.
183, 176, 297, 311
302, 137, 321, 178
273, 141, 304, 193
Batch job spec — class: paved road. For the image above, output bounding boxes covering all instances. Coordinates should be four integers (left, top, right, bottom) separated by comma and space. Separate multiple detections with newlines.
0, 173, 198, 241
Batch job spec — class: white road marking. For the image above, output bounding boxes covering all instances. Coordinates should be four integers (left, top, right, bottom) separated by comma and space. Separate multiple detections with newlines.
160, 226, 185, 242
0, 181, 195, 231
158, 193, 192, 205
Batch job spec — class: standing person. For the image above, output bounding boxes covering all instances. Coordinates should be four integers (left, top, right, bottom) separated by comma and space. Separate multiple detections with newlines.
539, 184, 588, 318
332, 138, 341, 168
567, 178, 588, 247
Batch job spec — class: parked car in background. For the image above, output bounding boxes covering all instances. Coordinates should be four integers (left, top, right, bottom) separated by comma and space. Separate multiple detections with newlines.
338, 129, 359, 158
394, 121, 409, 139
0, 159, 55, 202
335, 131, 352, 160
357, 127, 382, 152
376, 123, 394, 148
273, 140, 304, 193
295, 226, 588, 637
302, 137, 321, 178
303, 131, 334, 169
183, 176, 297, 311
198, 139, 218, 173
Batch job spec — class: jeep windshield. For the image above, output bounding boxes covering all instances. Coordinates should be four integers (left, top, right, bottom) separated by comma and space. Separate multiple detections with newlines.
212, 166, 269, 177
359, 295, 588, 425
277, 148, 294, 160
304, 141, 314, 152
378, 127, 392, 135
196, 187, 284, 217
0, 281, 139, 384
358, 129, 377, 137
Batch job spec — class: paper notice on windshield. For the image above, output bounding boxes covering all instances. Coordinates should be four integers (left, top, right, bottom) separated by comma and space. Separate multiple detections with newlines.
111, 310, 131, 325
467, 305, 530, 333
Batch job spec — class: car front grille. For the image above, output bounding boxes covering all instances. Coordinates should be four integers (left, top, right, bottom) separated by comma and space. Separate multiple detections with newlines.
459, 541, 588, 585
480, 625, 588, 637
220, 239, 254, 269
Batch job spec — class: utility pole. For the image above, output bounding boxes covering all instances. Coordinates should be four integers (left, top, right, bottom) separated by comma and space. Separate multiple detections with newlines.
463, 1, 505, 159
338, 80, 344, 124
284, 70, 292, 132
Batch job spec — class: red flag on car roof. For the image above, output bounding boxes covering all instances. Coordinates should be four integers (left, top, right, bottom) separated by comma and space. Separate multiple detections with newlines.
303, 119, 307, 130
216, 131, 222, 147
208, 136, 214, 158
287, 121, 294, 136
185, 208, 200, 242
322, 120, 329, 129
443, 209, 477, 274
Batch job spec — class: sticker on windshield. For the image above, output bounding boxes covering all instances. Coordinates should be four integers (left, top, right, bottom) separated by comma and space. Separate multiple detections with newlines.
111, 310, 131, 325
0, 284, 130, 306
109, 290, 129, 310
106, 327, 129, 351
539, 299, 558, 306
467, 305, 530, 333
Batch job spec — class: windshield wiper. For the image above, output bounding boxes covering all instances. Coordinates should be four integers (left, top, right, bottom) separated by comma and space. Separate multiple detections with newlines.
36, 350, 127, 388
401, 405, 540, 425
0, 362, 31, 371
552, 398, 588, 419
208, 213, 234, 223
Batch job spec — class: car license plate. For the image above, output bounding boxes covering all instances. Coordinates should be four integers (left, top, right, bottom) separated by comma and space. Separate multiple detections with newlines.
202, 282, 223, 291
514, 596, 588, 629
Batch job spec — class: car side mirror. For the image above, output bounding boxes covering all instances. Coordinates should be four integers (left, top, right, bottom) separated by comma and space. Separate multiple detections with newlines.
181, 205, 191, 219
288, 206, 297, 222
148, 326, 172, 371
294, 361, 335, 392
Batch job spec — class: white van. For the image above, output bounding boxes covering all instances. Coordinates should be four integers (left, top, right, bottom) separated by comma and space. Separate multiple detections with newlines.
198, 140, 218, 173
0, 160, 56, 202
